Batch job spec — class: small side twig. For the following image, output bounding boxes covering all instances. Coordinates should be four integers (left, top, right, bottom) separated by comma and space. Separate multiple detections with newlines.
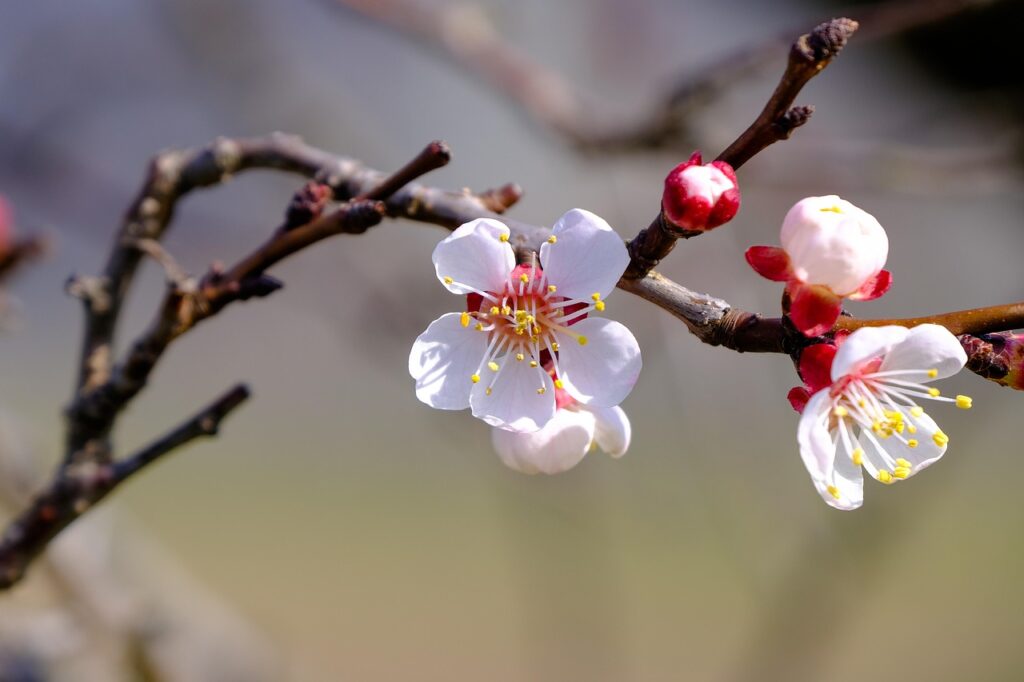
0, 385, 250, 590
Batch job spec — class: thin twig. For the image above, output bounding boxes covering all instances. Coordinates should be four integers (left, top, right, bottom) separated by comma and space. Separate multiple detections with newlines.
623, 18, 858, 281
0, 385, 250, 590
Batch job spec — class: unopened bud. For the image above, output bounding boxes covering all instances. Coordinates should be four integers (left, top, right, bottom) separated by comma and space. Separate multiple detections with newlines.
661, 151, 740, 234
963, 332, 1024, 390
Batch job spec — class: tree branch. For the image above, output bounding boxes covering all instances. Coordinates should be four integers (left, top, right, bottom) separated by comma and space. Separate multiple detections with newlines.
623, 18, 858, 280
0, 385, 250, 590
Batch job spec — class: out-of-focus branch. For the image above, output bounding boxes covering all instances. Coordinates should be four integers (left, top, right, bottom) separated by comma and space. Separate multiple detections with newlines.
331, 0, 994, 151
0, 385, 249, 590
623, 18, 857, 281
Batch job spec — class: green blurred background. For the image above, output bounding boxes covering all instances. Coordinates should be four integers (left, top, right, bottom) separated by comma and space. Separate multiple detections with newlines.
2, 0, 1023, 679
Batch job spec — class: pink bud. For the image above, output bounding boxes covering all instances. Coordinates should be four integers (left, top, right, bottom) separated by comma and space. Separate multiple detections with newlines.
662, 151, 740, 233
966, 332, 1024, 391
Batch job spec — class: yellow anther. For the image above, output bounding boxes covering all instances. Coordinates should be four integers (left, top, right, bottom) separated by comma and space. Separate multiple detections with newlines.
485, 387, 492, 396
525, 315, 535, 323
470, 374, 480, 384
501, 305, 512, 315
547, 235, 557, 244
490, 306, 500, 315
591, 292, 601, 301
515, 310, 527, 321
895, 458, 912, 468
475, 323, 484, 331
820, 205, 843, 214
933, 431, 949, 447
488, 361, 500, 372
552, 342, 560, 351
554, 379, 564, 389
499, 233, 509, 242
530, 335, 540, 342
515, 353, 525, 362
594, 301, 606, 311
577, 336, 588, 346
443, 276, 453, 284
928, 387, 941, 397
910, 406, 924, 417
548, 284, 557, 293
907, 424, 917, 434
858, 399, 866, 408
907, 439, 918, 448
536, 387, 546, 395
460, 312, 470, 327
927, 368, 938, 378
827, 485, 841, 500
893, 467, 911, 479
852, 448, 864, 466
956, 395, 973, 409
529, 360, 538, 368
519, 273, 530, 284
878, 470, 894, 484
833, 406, 849, 418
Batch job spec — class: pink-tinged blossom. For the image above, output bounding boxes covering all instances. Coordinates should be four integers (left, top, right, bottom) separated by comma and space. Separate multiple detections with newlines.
793, 324, 970, 510
410, 209, 642, 433
492, 383, 630, 474
661, 151, 740, 233
746, 196, 892, 337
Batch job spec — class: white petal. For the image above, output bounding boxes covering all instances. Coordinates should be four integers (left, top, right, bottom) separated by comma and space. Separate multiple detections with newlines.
831, 326, 909, 379
780, 196, 888, 295
879, 324, 967, 380
470, 355, 556, 432
539, 209, 628, 301
409, 313, 490, 409
797, 390, 836, 484
555, 318, 642, 408
587, 405, 631, 458
432, 219, 515, 295
823, 440, 864, 510
491, 408, 596, 475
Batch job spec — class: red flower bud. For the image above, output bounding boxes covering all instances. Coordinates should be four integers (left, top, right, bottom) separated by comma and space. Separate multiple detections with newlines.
661, 151, 740, 233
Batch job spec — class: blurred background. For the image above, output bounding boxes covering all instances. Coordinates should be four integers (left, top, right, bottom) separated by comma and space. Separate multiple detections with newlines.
1, 0, 1023, 680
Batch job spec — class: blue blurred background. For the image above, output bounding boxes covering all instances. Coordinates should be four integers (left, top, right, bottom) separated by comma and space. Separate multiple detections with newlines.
1, 1, 1023, 679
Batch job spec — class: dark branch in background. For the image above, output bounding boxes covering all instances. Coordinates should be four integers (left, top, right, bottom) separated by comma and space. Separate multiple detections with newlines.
0, 385, 249, 589
330, 0, 996, 151
623, 18, 857, 281
0, 235, 49, 284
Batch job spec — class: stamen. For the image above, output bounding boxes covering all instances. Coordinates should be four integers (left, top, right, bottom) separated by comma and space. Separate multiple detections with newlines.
933, 431, 949, 447
460, 312, 470, 327
851, 447, 864, 466
470, 374, 480, 384
529, 360, 538, 368
927, 368, 938, 378
910, 406, 924, 417
485, 387, 492, 396
893, 467, 910, 479
490, 306, 500, 315
928, 388, 941, 397
554, 379, 564, 389
896, 458, 912, 468
548, 285, 557, 293
906, 439, 918, 448
443, 276, 453, 285
955, 395, 973, 409
499, 233, 509, 243
488, 361, 500, 372
833, 406, 849, 418
515, 353, 525, 362
878, 470, 894, 484
547, 235, 557, 244
475, 323, 485, 331
827, 485, 841, 500
536, 387, 546, 394
519, 273, 530, 284
577, 336, 588, 346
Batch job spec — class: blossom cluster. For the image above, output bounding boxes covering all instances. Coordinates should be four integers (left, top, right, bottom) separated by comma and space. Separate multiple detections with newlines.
407, 153, 979, 511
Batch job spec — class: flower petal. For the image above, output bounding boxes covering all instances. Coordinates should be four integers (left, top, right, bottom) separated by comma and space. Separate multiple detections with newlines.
409, 313, 489, 409
539, 209, 628, 300
797, 390, 836, 484
433, 218, 515, 295
787, 386, 811, 414
879, 324, 967, 380
470, 356, 556, 432
823, 439, 864, 510
798, 343, 838, 393
588, 405, 631, 458
831, 325, 909, 379
847, 269, 892, 302
555, 318, 642, 407
491, 408, 596, 475
745, 246, 792, 282
788, 283, 842, 337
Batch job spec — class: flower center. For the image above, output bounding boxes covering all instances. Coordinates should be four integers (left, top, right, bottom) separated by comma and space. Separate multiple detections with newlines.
461, 262, 603, 397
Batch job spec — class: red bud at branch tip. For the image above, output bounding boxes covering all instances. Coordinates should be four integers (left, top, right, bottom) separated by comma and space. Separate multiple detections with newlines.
661, 151, 740, 234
